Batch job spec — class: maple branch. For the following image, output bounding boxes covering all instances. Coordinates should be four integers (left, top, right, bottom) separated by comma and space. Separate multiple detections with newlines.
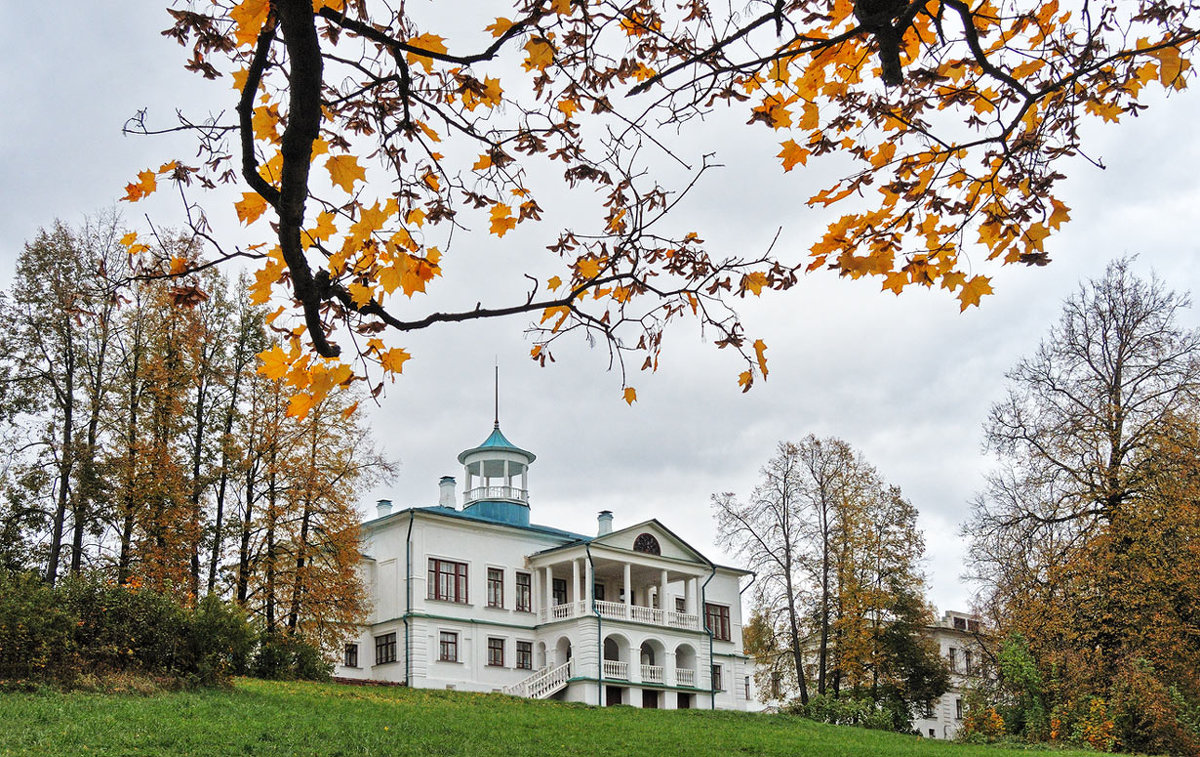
236, 15, 281, 208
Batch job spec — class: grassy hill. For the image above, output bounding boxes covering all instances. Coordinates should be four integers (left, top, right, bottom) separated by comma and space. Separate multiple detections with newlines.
1, 678, 1096, 756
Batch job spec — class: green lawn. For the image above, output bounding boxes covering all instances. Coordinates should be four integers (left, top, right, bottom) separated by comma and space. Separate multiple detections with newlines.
0, 678, 1096, 756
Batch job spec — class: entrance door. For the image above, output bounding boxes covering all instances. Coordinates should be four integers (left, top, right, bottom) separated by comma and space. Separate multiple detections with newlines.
606, 686, 625, 707
642, 689, 659, 709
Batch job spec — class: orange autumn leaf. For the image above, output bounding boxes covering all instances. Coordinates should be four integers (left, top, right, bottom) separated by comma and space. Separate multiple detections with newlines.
380, 347, 412, 374
623, 386, 637, 405
235, 192, 270, 225
259, 344, 290, 381
753, 339, 769, 378
489, 203, 517, 237
326, 155, 366, 193
958, 275, 994, 311
778, 139, 810, 172
405, 33, 448, 74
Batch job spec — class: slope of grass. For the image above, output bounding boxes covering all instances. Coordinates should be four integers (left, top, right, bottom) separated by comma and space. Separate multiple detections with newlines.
0, 678, 1096, 756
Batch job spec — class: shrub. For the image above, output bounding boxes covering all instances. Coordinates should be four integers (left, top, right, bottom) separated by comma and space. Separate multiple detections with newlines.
1108, 659, 1200, 757
0, 570, 260, 688
0, 570, 76, 682
785, 694, 896, 731
252, 633, 332, 681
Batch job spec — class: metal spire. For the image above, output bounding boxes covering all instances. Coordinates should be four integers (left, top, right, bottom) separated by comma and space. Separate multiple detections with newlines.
494, 359, 499, 429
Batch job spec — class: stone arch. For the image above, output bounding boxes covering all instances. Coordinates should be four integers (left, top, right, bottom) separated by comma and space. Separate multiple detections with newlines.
555, 635, 573, 666
603, 632, 631, 662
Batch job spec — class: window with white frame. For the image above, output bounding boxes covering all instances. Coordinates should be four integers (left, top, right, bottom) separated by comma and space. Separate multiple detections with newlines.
711, 663, 724, 691
705, 603, 731, 641
343, 643, 358, 668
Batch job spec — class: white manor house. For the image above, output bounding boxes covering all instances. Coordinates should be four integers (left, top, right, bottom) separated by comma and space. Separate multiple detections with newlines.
335, 419, 754, 710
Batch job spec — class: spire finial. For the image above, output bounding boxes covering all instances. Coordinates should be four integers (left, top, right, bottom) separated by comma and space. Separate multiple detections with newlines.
493, 359, 499, 429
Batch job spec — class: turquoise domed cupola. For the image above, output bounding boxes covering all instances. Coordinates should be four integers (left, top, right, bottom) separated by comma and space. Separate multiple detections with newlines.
457, 418, 536, 527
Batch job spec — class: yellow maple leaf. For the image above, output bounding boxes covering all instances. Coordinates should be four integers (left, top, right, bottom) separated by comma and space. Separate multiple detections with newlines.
777, 140, 809, 172
381, 347, 411, 374
473, 153, 493, 171
738, 370, 753, 393
490, 203, 517, 237
958, 275, 994, 311
405, 33, 447, 74
235, 192, 270, 225
287, 392, 315, 419
799, 102, 820, 130
231, 0, 270, 47
742, 272, 768, 296
348, 282, 374, 307
122, 169, 158, 202
258, 345, 290, 381
252, 104, 280, 144
1151, 45, 1185, 87
486, 17, 514, 38
882, 271, 908, 295
577, 257, 602, 279
547, 275, 562, 291
752, 339, 769, 378
304, 210, 338, 247
557, 97, 581, 119
623, 386, 637, 405
326, 154, 366, 193
523, 38, 555, 71
1047, 199, 1071, 230
423, 171, 440, 191
407, 208, 426, 227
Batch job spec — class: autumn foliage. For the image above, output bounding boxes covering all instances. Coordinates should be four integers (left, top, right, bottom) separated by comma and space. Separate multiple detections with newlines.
121, 0, 1198, 409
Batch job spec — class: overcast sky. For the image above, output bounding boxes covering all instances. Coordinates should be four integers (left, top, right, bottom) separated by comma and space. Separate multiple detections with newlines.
3, 3, 1200, 615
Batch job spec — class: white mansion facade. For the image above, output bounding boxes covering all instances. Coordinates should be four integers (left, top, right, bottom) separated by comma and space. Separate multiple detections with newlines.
334, 421, 754, 710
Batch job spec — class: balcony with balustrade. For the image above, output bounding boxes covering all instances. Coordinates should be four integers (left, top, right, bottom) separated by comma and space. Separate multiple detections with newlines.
532, 552, 708, 634
600, 635, 701, 690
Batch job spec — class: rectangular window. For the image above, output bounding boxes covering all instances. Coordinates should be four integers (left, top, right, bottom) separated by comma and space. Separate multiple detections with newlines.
921, 700, 935, 719
744, 676, 751, 700
428, 558, 469, 603
552, 577, 567, 605
705, 603, 731, 641
711, 663, 724, 691
375, 633, 396, 665
675, 597, 687, 613
954, 616, 967, 631
487, 567, 504, 608
516, 641, 533, 670
964, 650, 973, 675
948, 647, 958, 671
515, 572, 532, 612
956, 698, 964, 720
344, 643, 358, 668
439, 631, 459, 662
594, 582, 606, 601
487, 637, 505, 667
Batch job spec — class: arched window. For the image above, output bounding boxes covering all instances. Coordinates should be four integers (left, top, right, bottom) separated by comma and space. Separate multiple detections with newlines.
633, 532, 661, 555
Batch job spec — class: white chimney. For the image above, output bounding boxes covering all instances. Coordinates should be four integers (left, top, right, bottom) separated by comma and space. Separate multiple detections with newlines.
598, 510, 613, 536
376, 499, 393, 518
439, 476, 457, 509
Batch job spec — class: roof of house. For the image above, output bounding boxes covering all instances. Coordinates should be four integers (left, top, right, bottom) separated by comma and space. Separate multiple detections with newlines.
457, 424, 536, 464
365, 503, 588, 543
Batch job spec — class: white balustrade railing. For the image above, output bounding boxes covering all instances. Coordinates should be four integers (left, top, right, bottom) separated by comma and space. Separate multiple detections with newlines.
502, 659, 573, 699
641, 664, 665, 684
538, 598, 701, 630
602, 659, 629, 679
667, 611, 699, 630
464, 485, 528, 503
630, 605, 662, 625
674, 668, 695, 687
594, 599, 628, 621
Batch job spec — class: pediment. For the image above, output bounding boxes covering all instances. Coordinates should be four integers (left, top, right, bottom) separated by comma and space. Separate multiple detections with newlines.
591, 519, 709, 564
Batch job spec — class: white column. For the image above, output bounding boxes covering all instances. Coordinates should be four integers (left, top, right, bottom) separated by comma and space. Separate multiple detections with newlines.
504, 459, 511, 489
572, 558, 581, 604
533, 568, 541, 613
660, 570, 668, 610
545, 566, 553, 609
584, 556, 593, 604
684, 576, 692, 615
623, 563, 632, 613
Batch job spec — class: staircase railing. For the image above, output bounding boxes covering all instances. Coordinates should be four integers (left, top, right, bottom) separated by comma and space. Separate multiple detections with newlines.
502, 659, 573, 699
